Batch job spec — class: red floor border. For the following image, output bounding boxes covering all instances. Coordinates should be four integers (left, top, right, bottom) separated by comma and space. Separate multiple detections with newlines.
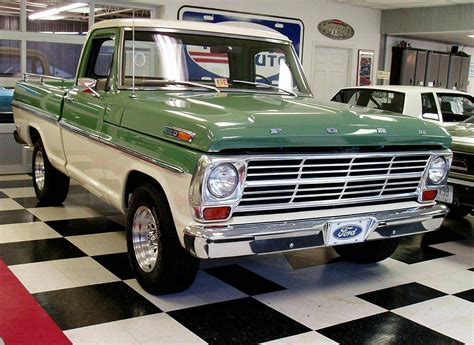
0, 260, 71, 345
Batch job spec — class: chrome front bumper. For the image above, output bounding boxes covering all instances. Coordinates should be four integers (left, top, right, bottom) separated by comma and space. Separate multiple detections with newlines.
183, 203, 448, 259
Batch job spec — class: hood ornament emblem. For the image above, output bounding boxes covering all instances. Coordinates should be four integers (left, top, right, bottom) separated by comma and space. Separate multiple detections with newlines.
327, 128, 338, 134
270, 128, 282, 135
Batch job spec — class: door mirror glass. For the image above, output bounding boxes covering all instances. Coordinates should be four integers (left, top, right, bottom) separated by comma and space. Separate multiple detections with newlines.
422, 112, 440, 121
77, 77, 97, 90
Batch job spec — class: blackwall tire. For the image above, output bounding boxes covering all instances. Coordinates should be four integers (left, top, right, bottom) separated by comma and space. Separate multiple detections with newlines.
127, 183, 199, 295
446, 205, 471, 219
32, 140, 69, 206
333, 238, 400, 263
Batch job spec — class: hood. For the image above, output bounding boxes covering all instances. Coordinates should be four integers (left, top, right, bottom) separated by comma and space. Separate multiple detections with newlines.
446, 121, 474, 154
120, 92, 451, 152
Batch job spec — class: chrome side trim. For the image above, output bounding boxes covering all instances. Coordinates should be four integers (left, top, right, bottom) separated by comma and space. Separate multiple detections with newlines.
101, 136, 185, 174
184, 203, 448, 259
11, 100, 58, 124
59, 119, 184, 174
0, 111, 13, 115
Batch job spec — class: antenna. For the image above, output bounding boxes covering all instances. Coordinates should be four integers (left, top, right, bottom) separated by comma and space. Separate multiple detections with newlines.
130, 9, 137, 98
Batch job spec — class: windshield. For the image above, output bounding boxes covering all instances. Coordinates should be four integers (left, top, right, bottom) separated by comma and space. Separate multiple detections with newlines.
331, 89, 405, 113
436, 93, 474, 122
121, 31, 311, 96
463, 115, 474, 124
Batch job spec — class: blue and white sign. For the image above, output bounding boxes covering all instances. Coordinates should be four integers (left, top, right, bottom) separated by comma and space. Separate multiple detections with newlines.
178, 6, 304, 59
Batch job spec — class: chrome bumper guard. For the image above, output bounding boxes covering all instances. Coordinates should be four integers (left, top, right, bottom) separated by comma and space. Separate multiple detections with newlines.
184, 204, 448, 259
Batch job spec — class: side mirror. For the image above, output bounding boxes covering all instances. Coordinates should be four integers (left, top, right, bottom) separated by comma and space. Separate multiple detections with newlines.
422, 112, 440, 121
77, 78, 100, 98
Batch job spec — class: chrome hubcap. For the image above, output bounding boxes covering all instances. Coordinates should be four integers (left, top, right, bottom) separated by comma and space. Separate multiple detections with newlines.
34, 150, 45, 191
132, 206, 159, 273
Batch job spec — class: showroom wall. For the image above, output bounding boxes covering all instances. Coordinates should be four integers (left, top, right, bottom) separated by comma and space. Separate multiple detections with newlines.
383, 36, 474, 93
157, 0, 382, 96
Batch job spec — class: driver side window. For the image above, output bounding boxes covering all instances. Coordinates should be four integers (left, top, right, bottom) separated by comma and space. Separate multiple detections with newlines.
84, 35, 115, 91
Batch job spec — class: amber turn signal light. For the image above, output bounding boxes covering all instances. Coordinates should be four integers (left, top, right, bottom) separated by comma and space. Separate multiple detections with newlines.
203, 206, 231, 220
422, 190, 438, 201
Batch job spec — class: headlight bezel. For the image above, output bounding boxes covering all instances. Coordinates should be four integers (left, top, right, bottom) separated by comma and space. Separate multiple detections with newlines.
427, 156, 448, 185
418, 153, 452, 203
189, 156, 247, 222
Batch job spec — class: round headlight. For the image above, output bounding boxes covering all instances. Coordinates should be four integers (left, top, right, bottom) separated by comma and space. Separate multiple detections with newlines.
428, 156, 448, 184
207, 164, 238, 198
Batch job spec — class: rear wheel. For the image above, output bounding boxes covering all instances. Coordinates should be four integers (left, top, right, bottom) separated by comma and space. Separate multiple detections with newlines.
127, 183, 199, 295
446, 205, 471, 219
333, 238, 400, 263
32, 140, 69, 205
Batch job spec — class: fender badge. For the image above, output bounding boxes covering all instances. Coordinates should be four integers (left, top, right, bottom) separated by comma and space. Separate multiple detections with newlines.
270, 128, 282, 135
418, 129, 426, 135
164, 126, 196, 143
376, 128, 387, 134
327, 128, 338, 134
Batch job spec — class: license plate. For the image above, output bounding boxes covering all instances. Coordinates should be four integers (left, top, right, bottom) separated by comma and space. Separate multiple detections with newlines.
326, 218, 372, 246
436, 185, 453, 204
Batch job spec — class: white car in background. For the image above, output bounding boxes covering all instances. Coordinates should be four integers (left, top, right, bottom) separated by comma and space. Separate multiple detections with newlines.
331, 85, 473, 127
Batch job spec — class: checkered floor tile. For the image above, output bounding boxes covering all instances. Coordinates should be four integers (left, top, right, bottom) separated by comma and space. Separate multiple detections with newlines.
0, 174, 472, 344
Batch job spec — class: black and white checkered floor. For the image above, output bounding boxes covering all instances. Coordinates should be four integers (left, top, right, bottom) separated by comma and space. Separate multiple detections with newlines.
0, 174, 472, 344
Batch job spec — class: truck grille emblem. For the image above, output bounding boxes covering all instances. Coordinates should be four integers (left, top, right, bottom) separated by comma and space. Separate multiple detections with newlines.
327, 128, 338, 134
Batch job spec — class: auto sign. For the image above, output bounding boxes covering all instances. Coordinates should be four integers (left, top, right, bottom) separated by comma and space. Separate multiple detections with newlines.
318, 19, 354, 40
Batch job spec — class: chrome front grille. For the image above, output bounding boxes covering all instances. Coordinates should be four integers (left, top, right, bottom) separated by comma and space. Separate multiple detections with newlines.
235, 152, 431, 213
451, 152, 471, 175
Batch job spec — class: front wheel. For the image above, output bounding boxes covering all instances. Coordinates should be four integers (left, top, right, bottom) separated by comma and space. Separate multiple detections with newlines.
32, 140, 70, 205
126, 183, 199, 295
333, 238, 400, 263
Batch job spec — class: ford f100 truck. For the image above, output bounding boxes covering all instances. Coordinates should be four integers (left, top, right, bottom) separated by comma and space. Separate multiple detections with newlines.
13, 19, 452, 294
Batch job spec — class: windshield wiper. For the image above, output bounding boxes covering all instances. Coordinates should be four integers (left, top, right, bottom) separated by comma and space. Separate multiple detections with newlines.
152, 80, 220, 93
231, 79, 298, 97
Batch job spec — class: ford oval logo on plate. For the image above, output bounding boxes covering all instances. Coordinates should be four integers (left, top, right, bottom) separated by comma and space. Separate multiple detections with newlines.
333, 225, 363, 239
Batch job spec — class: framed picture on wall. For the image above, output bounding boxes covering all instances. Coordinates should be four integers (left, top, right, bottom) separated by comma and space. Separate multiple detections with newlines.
357, 50, 375, 86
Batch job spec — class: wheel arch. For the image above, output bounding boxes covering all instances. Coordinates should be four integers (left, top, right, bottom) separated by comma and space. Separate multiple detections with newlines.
123, 170, 169, 211
28, 126, 41, 145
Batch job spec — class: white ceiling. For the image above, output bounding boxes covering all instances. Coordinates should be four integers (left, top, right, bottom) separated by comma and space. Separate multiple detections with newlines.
337, 0, 474, 10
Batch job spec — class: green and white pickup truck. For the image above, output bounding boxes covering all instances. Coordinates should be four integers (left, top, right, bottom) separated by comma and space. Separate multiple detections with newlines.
13, 19, 453, 294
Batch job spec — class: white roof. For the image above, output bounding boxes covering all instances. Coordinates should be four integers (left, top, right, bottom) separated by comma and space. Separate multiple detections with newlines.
339, 84, 472, 96
90, 19, 289, 42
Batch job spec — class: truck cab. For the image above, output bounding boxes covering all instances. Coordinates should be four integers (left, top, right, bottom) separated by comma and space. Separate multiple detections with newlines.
13, 19, 452, 295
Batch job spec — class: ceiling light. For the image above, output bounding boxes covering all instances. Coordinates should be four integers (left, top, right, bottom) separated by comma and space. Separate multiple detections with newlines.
40, 15, 67, 21
29, 2, 87, 20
